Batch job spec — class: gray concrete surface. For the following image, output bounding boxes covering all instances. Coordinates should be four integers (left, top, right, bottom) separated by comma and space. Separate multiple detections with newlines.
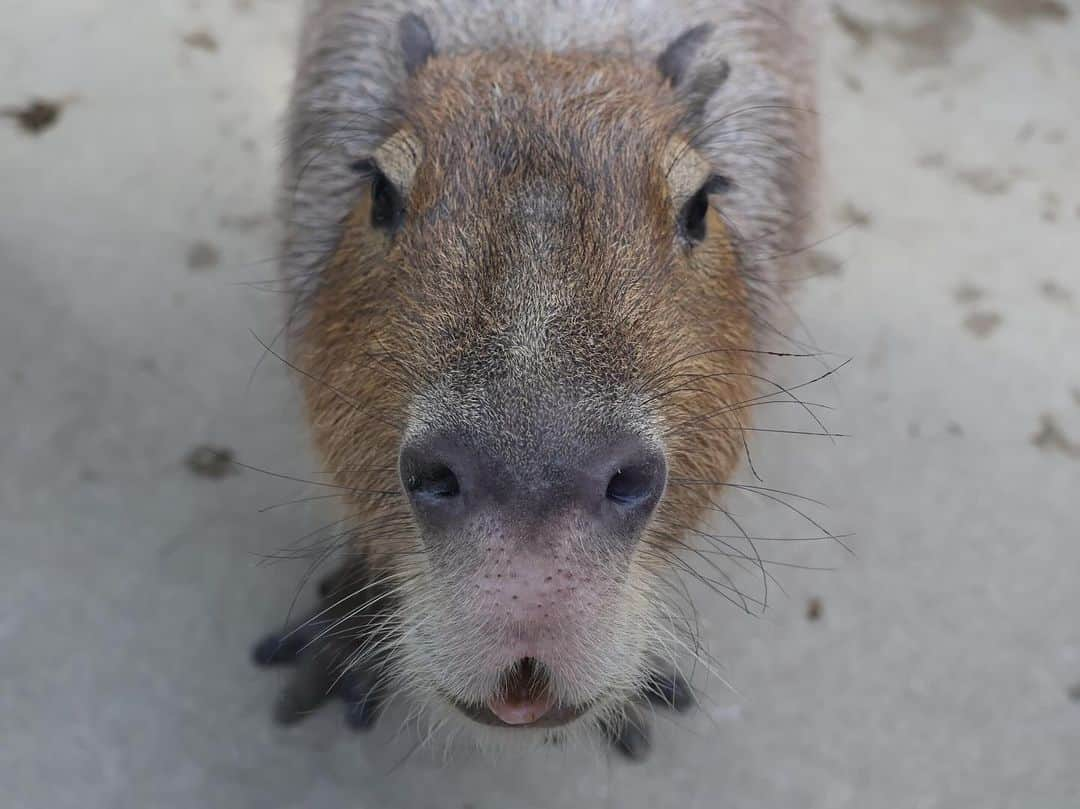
2, 1, 1079, 807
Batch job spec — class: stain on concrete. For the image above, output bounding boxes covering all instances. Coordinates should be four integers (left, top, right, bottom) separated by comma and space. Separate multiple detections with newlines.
234, 0, 254, 10
808, 250, 844, 278
1069, 682, 1080, 702
866, 331, 890, 371
887, 15, 962, 69
3, 99, 64, 134
831, 4, 874, 48
187, 241, 221, 271
1040, 191, 1061, 222
806, 597, 823, 622
917, 79, 947, 96
946, 422, 965, 436
830, 3, 966, 69
918, 151, 948, 170
183, 30, 219, 52
841, 72, 864, 93
954, 167, 1013, 196
964, 311, 1002, 338
838, 202, 873, 228
1043, 128, 1066, 145
219, 213, 269, 232
185, 445, 238, 479
953, 283, 984, 305
1031, 414, 1080, 459
952, 0, 1070, 24
832, 1, 1068, 72
1040, 280, 1072, 304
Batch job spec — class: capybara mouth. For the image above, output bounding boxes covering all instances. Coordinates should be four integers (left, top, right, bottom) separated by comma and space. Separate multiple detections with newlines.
449, 657, 590, 728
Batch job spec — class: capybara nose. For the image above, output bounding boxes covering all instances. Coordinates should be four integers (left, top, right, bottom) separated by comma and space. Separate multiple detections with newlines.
399, 432, 667, 532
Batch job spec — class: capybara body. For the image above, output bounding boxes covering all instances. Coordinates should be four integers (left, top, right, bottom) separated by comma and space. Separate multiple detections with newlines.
269, 0, 819, 750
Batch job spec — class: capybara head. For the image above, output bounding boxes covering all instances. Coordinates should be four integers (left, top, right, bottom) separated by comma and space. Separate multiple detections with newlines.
292, 16, 786, 740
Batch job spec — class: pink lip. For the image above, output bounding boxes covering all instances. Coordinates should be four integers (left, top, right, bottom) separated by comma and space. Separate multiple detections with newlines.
443, 658, 596, 728
450, 694, 589, 728
486, 690, 556, 725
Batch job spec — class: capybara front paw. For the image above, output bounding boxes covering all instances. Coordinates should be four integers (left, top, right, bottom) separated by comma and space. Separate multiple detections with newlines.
253, 563, 388, 731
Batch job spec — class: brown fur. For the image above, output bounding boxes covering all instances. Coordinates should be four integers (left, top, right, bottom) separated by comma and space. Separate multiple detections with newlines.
300, 49, 752, 568
292, 49, 763, 730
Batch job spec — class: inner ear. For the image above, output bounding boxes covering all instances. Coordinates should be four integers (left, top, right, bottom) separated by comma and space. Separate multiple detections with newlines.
657, 24, 729, 125
372, 130, 423, 196
657, 23, 714, 87
662, 138, 712, 210
399, 13, 436, 76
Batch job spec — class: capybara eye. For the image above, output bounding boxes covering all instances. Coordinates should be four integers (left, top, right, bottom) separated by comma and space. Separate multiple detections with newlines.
680, 175, 729, 245
680, 185, 709, 244
370, 169, 404, 231
350, 159, 405, 232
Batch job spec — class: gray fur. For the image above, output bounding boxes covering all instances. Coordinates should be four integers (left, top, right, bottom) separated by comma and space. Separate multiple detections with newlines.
281, 0, 821, 326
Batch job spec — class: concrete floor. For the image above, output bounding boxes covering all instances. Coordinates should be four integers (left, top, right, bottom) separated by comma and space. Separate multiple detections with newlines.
2, 1, 1079, 807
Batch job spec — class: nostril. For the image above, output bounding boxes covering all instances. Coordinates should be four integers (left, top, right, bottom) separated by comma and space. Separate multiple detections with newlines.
405, 462, 460, 500
606, 465, 656, 507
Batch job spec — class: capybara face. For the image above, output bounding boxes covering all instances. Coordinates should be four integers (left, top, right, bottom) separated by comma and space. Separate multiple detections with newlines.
296, 46, 755, 735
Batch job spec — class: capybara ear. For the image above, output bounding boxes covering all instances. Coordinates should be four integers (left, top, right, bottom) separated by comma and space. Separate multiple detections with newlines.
657, 23, 730, 124
399, 13, 436, 76
656, 23, 714, 87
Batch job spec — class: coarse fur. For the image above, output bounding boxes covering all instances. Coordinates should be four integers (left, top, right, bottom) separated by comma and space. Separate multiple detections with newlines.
276, 0, 821, 752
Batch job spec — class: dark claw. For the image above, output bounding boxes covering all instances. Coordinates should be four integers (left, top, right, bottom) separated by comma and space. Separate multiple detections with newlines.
254, 559, 389, 731
273, 653, 337, 725
252, 626, 319, 667
608, 710, 652, 761
344, 693, 380, 730
644, 670, 694, 712
339, 669, 381, 731
601, 670, 695, 760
